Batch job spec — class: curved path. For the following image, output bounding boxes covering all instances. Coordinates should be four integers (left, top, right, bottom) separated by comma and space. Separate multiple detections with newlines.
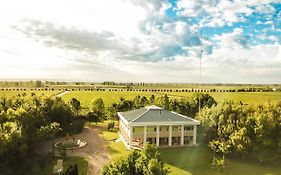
56, 90, 70, 97
38, 127, 110, 175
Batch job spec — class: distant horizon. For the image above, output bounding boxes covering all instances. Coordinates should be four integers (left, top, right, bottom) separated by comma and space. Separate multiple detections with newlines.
0, 78, 281, 85
0, 0, 280, 83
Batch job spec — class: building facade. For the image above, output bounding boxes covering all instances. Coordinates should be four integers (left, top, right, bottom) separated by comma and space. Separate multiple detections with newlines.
118, 105, 200, 149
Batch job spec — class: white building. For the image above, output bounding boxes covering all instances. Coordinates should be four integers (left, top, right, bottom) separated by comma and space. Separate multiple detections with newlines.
118, 105, 200, 149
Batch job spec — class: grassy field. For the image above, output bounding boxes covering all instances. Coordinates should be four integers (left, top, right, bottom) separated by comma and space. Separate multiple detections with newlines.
61, 91, 281, 108
62, 91, 163, 107
97, 125, 281, 175
162, 92, 281, 105
160, 146, 281, 175
0, 90, 62, 98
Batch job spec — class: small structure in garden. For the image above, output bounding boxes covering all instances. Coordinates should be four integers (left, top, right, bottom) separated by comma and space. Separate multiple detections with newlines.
55, 136, 87, 150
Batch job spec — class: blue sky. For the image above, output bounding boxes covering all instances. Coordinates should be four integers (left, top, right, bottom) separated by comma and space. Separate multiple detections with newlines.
0, 0, 280, 83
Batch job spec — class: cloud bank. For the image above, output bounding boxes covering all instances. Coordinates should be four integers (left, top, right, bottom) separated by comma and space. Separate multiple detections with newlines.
0, 0, 280, 83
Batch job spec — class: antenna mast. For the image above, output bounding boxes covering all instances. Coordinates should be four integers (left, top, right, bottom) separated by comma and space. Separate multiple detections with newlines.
199, 30, 203, 117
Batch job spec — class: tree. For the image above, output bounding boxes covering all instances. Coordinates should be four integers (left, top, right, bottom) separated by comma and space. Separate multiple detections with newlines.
38, 122, 61, 156
69, 98, 81, 116
190, 93, 216, 117
88, 98, 106, 122
63, 164, 78, 175
35, 80, 42, 87
149, 95, 155, 105
197, 101, 281, 164
102, 144, 168, 175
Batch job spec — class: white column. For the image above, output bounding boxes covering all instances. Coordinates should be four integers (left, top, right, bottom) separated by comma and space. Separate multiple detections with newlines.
181, 125, 184, 146
156, 126, 160, 146
129, 126, 133, 148
143, 126, 147, 145
193, 125, 197, 145
168, 125, 172, 146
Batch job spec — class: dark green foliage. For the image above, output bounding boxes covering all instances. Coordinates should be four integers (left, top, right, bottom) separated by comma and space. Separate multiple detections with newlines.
87, 98, 106, 122
0, 95, 78, 167
69, 98, 81, 116
107, 121, 115, 131
197, 101, 281, 163
63, 164, 78, 175
102, 144, 168, 175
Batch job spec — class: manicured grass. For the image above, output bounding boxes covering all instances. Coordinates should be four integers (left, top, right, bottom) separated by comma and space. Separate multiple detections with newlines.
102, 130, 119, 141
159, 146, 281, 175
107, 141, 131, 161
96, 121, 131, 161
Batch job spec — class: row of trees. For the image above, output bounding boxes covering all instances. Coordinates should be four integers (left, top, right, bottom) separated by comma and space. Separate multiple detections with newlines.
108, 93, 216, 118
197, 101, 281, 167
67, 93, 217, 124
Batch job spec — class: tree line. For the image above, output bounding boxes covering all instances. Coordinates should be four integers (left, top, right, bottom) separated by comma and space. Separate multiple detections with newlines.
197, 101, 281, 170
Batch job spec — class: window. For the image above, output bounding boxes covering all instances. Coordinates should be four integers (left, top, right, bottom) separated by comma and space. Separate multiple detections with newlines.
184, 126, 193, 131
172, 126, 181, 131
147, 127, 156, 132
160, 126, 169, 131
133, 127, 144, 132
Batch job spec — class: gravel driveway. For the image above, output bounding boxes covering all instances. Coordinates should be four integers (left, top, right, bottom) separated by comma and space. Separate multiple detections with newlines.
39, 126, 111, 175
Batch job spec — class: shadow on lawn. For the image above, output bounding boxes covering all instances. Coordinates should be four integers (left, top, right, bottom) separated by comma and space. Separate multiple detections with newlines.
159, 146, 215, 175
160, 146, 281, 175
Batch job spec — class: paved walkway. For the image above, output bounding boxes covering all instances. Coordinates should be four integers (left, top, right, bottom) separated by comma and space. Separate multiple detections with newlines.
38, 127, 110, 175
56, 90, 69, 97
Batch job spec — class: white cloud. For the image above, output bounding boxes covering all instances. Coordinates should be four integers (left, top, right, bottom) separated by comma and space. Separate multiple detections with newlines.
0, 0, 280, 83
268, 35, 279, 42
256, 4, 276, 14
212, 28, 246, 49
176, 0, 280, 27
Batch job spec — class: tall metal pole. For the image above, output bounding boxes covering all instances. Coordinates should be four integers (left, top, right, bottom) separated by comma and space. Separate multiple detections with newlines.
199, 30, 203, 117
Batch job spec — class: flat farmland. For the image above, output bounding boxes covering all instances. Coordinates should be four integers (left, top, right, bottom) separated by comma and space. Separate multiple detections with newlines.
160, 92, 281, 105
62, 91, 163, 107
62, 91, 281, 108
0, 90, 62, 98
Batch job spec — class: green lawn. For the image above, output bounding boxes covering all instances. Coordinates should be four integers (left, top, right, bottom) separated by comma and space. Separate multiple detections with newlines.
159, 146, 281, 175
95, 121, 131, 161
97, 120, 281, 175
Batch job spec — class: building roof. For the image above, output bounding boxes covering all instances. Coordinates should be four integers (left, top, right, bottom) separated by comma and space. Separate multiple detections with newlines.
118, 105, 200, 125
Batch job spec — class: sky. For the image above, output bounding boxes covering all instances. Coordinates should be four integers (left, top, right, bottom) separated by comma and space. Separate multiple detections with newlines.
0, 0, 280, 83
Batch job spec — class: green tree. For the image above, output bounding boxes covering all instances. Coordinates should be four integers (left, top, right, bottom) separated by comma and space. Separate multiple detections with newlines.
102, 144, 168, 175
149, 95, 155, 105
69, 98, 81, 116
88, 98, 106, 122
38, 122, 61, 156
